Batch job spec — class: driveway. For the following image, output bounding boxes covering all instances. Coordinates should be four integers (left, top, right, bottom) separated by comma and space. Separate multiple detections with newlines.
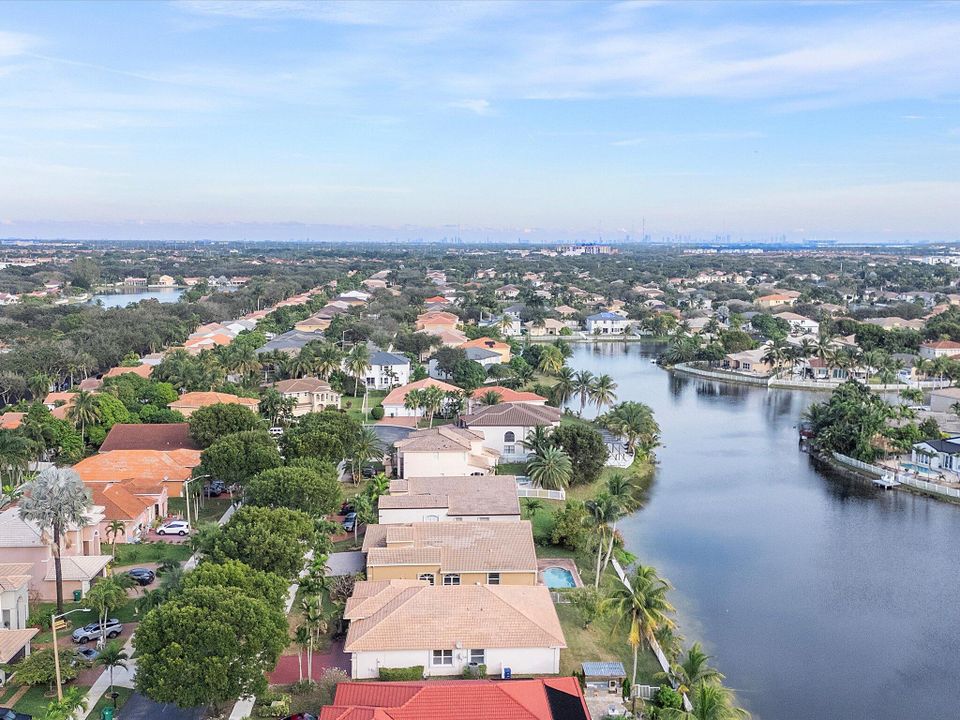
268, 640, 350, 685
120, 693, 206, 720
326, 551, 363, 577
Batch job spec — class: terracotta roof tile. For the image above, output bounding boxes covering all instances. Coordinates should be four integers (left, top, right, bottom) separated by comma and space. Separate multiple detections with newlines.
382, 378, 460, 408
100, 423, 199, 452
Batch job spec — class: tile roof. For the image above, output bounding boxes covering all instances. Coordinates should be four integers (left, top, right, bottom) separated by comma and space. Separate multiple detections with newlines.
72, 449, 201, 483
271, 377, 335, 394
0, 411, 23, 429
0, 628, 40, 664
100, 423, 199, 452
379, 475, 520, 517
416, 311, 459, 324
0, 562, 33, 591
43, 554, 112, 581
90, 483, 152, 521
394, 425, 488, 452
462, 403, 562, 428
382, 378, 460, 408
362, 521, 537, 574
460, 337, 510, 352
470, 386, 547, 404
321, 678, 589, 720
343, 581, 565, 653
103, 364, 153, 378
168, 392, 259, 410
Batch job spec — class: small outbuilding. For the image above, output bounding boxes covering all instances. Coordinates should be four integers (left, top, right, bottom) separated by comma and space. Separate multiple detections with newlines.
581, 661, 627, 695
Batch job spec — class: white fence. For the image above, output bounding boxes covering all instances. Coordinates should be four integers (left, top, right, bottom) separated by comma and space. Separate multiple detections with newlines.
517, 487, 566, 501
632, 685, 660, 701
831, 452, 960, 500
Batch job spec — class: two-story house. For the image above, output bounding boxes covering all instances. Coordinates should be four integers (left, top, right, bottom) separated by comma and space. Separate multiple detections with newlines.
377, 475, 521, 524
461, 403, 562, 463
393, 426, 500, 478
271, 377, 342, 415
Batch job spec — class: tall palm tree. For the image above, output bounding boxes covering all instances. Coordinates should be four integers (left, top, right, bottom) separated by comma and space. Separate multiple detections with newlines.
478, 390, 503, 406
0, 430, 32, 488
603, 565, 675, 685
352, 427, 384, 484
526, 445, 572, 490
573, 370, 595, 416
346, 344, 372, 415
404, 388, 425, 418
552, 367, 576, 407
105, 519, 126, 565
67, 390, 100, 443
537, 345, 565, 375
294, 624, 311, 683
659, 642, 725, 694
28, 373, 52, 401
95, 641, 129, 699
314, 342, 343, 380
419, 385, 446, 427
586, 492, 620, 588
662, 681, 749, 720
590, 374, 618, 411
18, 467, 93, 612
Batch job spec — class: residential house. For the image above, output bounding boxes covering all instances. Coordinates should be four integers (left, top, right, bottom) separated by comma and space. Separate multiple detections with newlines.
294, 305, 347, 333
88, 483, 164, 544
585, 311, 629, 335
919, 340, 960, 361
361, 520, 538, 585
861, 317, 925, 331
155, 275, 176, 287
459, 337, 511, 364
270, 377, 341, 416
461, 403, 562, 463
756, 294, 796, 309
103, 363, 153, 379
73, 446, 200, 499
773, 311, 820, 336
320, 678, 590, 720
554, 305, 579, 318
432, 326, 470, 348
365, 350, 411, 390
415, 311, 459, 334
911, 436, 960, 476
168, 391, 259, 417
524, 318, 567, 336
378, 475, 521, 524
0, 412, 23, 430
344, 580, 565, 679
0, 507, 112, 601
0, 563, 37, 685
495, 284, 521, 299
381, 378, 460, 418
394, 426, 499, 478
468, 386, 547, 412
725, 348, 772, 375
256, 329, 325, 356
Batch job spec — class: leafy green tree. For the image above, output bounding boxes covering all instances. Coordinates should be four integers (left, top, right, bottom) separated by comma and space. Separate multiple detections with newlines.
179, 559, 288, 609
206, 505, 316, 578
198, 430, 282, 486
66, 389, 99, 442
188, 403, 263, 448
550, 423, 609, 485
246, 464, 342, 517
11, 647, 79, 690
134, 586, 287, 712
803, 380, 894, 461
451, 359, 486, 391
568, 586, 605, 628
281, 409, 361, 463
0, 430, 32, 487
18, 467, 92, 612
550, 499, 589, 549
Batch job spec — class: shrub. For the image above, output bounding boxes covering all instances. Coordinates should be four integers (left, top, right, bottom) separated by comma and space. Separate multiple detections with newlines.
329, 574, 357, 603
317, 667, 350, 705
653, 685, 683, 709
370, 406, 384, 420
461, 663, 487, 678
379, 666, 424, 681
550, 424, 608, 486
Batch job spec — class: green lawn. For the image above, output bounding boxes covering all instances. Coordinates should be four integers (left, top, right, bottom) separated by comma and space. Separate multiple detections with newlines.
85, 686, 133, 720
13, 684, 57, 717
556, 603, 662, 683
496, 462, 527, 476
168, 496, 232, 524
112, 541, 193, 568
342, 390, 387, 423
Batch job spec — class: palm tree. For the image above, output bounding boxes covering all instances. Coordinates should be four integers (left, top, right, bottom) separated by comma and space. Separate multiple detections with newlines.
573, 370, 595, 416
590, 374, 618, 411
526, 445, 572, 490
603, 565, 675, 685
352, 427, 383, 484
18, 467, 92, 612
403, 388, 424, 418
346, 344, 372, 414
586, 492, 620, 588
351, 493, 375, 544
315, 342, 344, 380
521, 498, 544, 520
28, 372, 52, 401
521, 426, 553, 457
497, 314, 515, 336
662, 681, 749, 720
552, 367, 576, 407
537, 345, 565, 375
660, 642, 724, 694
67, 390, 99, 443
95, 641, 129, 699
0, 430, 32, 488
478, 390, 503, 406
105, 519, 126, 564
600, 472, 635, 574
419, 385, 446, 427
294, 624, 311, 683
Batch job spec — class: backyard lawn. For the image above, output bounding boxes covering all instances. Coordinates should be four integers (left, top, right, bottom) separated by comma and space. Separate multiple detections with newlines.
112, 541, 193, 567
168, 495, 233, 524
341, 390, 386, 423
12, 684, 60, 718
556, 603, 662, 683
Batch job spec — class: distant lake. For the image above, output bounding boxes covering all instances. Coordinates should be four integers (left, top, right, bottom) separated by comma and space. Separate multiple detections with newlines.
566, 342, 960, 720
88, 287, 185, 308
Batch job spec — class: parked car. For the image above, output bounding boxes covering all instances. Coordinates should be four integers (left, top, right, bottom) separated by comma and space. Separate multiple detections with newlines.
77, 647, 100, 663
127, 567, 156, 585
342, 512, 357, 532
339, 501, 354, 515
361, 466, 375, 478
1, 707, 32, 720
72, 618, 122, 644
204, 480, 227, 497
157, 520, 190, 536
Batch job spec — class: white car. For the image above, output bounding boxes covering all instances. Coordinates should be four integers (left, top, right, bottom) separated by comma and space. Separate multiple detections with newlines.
157, 520, 190, 536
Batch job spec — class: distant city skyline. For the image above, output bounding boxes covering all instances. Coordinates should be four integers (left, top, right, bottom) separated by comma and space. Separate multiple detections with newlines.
1, 0, 959, 242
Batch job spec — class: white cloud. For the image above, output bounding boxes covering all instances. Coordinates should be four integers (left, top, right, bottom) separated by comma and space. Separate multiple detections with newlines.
0, 30, 37, 57
447, 98, 493, 115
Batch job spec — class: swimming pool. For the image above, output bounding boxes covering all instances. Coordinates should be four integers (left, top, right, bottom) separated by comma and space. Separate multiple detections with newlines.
542, 566, 576, 588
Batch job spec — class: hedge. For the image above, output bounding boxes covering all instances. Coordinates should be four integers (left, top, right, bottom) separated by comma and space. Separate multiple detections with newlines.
378, 666, 424, 681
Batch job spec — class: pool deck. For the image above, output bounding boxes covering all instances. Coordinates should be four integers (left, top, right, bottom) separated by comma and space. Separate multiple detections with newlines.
537, 557, 584, 588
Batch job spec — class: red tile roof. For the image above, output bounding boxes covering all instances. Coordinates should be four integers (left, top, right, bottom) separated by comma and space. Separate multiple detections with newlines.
382, 378, 460, 407
100, 423, 199, 452
471, 386, 547, 404
103, 364, 153, 378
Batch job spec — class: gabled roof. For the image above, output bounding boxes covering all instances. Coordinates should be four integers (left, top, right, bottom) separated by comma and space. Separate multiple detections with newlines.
394, 425, 487, 452
90, 484, 152, 521
382, 378, 459, 407
43, 554, 112, 581
271, 377, 335, 394
343, 581, 565, 652
362, 520, 537, 574
370, 350, 410, 367
100, 423, 198, 452
462, 402, 562, 428
460, 337, 510, 352
379, 475, 520, 517
103, 364, 153, 379
921, 340, 960, 349
168, 392, 258, 410
0, 628, 40, 664
321, 678, 589, 720
73, 449, 201, 484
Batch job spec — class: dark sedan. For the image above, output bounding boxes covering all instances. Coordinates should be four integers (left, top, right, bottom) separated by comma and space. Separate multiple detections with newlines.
127, 568, 156, 585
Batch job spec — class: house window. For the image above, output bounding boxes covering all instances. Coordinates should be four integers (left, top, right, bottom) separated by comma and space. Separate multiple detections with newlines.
487, 573, 500, 584
478, 517, 490, 521
442, 574, 461, 586
504, 431, 516, 443
424, 514, 439, 522
418, 573, 435, 585
432, 649, 454, 666
469, 649, 485, 665
504, 444, 516, 455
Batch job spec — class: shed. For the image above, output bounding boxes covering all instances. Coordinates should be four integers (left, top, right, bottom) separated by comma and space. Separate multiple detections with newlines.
581, 661, 626, 694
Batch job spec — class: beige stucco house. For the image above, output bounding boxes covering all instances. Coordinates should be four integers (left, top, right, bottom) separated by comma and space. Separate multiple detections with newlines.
270, 377, 341, 416
461, 403, 562, 463
362, 520, 538, 586
393, 426, 499, 478
377, 475, 521, 524
344, 580, 565, 679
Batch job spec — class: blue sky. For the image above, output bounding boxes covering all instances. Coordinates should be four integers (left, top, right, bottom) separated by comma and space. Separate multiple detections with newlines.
0, 0, 958, 242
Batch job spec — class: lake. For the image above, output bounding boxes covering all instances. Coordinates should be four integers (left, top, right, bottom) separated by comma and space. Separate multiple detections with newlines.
566, 342, 960, 720
88, 287, 185, 308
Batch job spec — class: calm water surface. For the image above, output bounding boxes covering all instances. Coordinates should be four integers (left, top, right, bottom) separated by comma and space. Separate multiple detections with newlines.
568, 342, 960, 720
89, 287, 184, 307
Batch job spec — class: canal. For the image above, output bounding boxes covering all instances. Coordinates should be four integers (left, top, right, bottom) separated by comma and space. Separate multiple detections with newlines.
567, 342, 960, 720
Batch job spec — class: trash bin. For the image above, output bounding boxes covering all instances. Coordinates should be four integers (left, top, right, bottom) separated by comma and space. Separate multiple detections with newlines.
73, 589, 82, 602
101, 706, 114, 720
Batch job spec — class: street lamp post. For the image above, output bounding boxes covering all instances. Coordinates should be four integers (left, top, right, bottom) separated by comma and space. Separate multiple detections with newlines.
52, 607, 92, 700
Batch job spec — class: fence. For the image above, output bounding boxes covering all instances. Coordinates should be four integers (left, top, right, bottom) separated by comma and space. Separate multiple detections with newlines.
517, 487, 566, 500
831, 452, 960, 500
550, 591, 571, 604
633, 685, 660, 701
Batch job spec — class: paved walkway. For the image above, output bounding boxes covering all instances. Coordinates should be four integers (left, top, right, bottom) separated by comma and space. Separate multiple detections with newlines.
326, 551, 363, 577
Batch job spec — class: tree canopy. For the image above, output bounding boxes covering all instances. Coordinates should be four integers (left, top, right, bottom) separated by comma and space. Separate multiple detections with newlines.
245, 464, 342, 516
188, 403, 263, 448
